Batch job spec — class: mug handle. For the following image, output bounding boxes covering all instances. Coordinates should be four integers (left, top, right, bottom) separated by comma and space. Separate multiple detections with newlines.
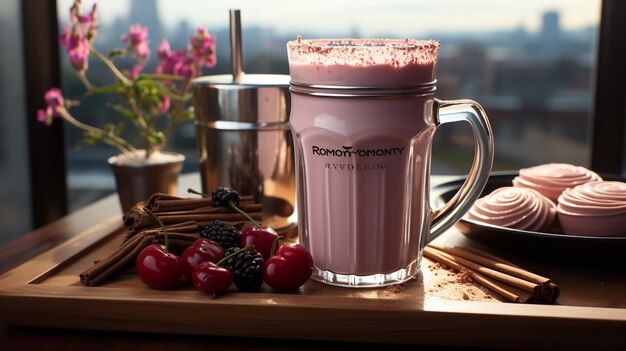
429, 98, 494, 241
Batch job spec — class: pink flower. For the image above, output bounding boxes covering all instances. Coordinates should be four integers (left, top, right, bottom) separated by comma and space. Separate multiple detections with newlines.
44, 87, 64, 108
190, 26, 216, 68
157, 39, 171, 60
36, 110, 48, 124
122, 24, 150, 62
37, 88, 64, 125
155, 40, 180, 76
160, 96, 170, 114
124, 64, 144, 80
69, 2, 97, 40
60, 25, 90, 72
155, 50, 175, 75
68, 38, 90, 71
157, 48, 194, 78
60, 1, 96, 72
173, 54, 196, 78
77, 4, 97, 29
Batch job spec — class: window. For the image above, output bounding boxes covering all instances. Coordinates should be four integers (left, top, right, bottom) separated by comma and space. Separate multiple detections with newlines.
55, 0, 603, 211
0, 0, 31, 244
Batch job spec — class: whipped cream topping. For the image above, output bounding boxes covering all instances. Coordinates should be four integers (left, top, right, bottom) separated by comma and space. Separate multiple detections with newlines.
512, 163, 602, 203
466, 187, 556, 232
286, 37, 439, 87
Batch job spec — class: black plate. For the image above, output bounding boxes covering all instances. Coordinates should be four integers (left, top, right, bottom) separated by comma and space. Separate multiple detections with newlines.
432, 171, 626, 263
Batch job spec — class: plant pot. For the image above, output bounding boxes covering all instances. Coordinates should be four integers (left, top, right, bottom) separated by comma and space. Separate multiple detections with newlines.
108, 150, 185, 214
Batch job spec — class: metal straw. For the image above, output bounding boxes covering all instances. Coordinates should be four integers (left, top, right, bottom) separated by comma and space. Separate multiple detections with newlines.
229, 9, 243, 83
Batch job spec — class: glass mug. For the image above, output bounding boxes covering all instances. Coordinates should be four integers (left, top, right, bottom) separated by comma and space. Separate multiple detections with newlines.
287, 38, 494, 287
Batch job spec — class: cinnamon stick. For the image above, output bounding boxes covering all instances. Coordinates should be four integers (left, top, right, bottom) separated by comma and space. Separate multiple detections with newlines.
146, 193, 254, 212
157, 212, 262, 225
123, 212, 261, 236
424, 246, 531, 302
428, 244, 551, 285
197, 220, 250, 228
83, 231, 146, 280
449, 245, 560, 302
80, 231, 200, 287
424, 245, 559, 304
149, 232, 201, 241
81, 233, 151, 286
124, 221, 198, 242
123, 195, 263, 234
153, 203, 263, 216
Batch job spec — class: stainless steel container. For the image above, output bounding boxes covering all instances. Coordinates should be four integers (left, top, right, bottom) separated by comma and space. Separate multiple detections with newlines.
192, 10, 295, 233
193, 74, 295, 232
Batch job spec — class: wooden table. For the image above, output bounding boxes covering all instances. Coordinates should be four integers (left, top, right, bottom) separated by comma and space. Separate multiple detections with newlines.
1, 173, 625, 350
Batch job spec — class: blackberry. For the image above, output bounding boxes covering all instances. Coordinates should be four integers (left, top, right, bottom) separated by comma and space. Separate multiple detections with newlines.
222, 247, 264, 292
200, 220, 241, 250
212, 187, 241, 207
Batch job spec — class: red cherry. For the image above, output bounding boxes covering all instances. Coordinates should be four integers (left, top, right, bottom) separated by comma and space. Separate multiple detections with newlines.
191, 261, 233, 295
240, 225, 279, 260
263, 243, 313, 292
136, 244, 183, 289
181, 238, 225, 277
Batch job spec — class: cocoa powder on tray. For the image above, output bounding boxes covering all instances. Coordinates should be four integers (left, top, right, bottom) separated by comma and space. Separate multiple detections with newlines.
423, 259, 503, 303
372, 259, 503, 303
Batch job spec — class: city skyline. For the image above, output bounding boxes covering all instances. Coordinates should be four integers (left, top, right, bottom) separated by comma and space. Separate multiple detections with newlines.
59, 0, 600, 38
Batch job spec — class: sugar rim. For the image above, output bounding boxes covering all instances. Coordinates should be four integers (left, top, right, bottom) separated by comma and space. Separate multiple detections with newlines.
287, 37, 440, 66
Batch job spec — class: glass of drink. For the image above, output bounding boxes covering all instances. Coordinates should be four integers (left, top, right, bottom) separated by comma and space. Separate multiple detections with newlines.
287, 38, 494, 287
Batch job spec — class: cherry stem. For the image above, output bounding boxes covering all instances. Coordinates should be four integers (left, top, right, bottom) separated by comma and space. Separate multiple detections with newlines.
216, 245, 253, 266
187, 188, 208, 197
145, 209, 169, 252
270, 235, 284, 257
228, 200, 261, 228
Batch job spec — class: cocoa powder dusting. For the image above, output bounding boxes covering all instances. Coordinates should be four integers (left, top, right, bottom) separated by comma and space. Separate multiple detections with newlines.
286, 37, 440, 66
371, 259, 502, 303
423, 259, 502, 303
379, 281, 409, 298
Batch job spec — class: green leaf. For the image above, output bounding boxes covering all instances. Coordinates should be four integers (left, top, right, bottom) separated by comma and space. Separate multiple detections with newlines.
102, 122, 125, 137
64, 99, 81, 108
114, 122, 126, 135
178, 110, 195, 121
108, 103, 135, 121
103, 123, 115, 134
146, 131, 165, 145
157, 90, 190, 102
135, 79, 157, 89
86, 83, 125, 96
139, 73, 185, 81
108, 48, 126, 60
79, 130, 105, 147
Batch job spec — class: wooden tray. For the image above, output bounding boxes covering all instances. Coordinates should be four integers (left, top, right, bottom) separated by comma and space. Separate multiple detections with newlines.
1, 213, 625, 349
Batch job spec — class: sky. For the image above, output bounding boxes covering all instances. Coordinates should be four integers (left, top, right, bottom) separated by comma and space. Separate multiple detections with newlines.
59, 0, 601, 37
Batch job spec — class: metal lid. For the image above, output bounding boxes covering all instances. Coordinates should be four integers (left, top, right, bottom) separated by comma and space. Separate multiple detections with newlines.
193, 74, 290, 125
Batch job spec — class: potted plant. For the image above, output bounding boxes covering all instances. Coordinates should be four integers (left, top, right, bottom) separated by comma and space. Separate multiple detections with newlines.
37, 0, 217, 213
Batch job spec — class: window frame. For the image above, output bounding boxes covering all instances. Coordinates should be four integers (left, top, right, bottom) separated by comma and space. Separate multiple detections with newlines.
591, 0, 626, 175
22, 0, 68, 227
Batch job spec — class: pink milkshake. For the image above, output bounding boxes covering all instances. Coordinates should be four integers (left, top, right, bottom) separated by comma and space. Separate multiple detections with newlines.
287, 38, 493, 287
